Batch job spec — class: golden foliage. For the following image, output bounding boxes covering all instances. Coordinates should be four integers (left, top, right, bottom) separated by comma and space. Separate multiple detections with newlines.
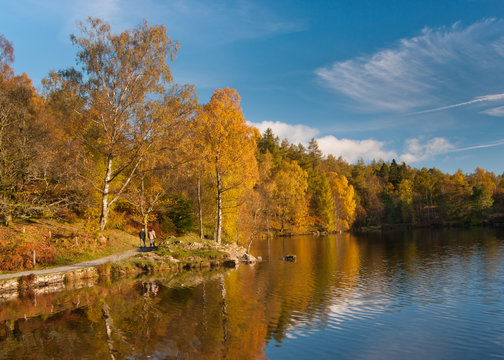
328, 173, 356, 230
272, 161, 309, 232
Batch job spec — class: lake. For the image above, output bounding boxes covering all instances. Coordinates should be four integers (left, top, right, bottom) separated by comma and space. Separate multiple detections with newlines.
1, 228, 504, 359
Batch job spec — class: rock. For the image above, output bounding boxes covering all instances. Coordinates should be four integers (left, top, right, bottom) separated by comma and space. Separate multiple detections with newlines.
283, 255, 296, 262
185, 242, 203, 249
240, 253, 257, 264
165, 255, 179, 263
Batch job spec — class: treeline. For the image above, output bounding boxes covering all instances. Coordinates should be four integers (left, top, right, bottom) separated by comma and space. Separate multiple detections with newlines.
1, 19, 503, 245
255, 133, 504, 230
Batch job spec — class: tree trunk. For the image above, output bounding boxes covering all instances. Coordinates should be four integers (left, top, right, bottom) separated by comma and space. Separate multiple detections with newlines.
99, 156, 113, 237
141, 176, 148, 236
197, 174, 203, 241
333, 197, 338, 232
215, 168, 222, 243
247, 234, 254, 254
143, 214, 148, 236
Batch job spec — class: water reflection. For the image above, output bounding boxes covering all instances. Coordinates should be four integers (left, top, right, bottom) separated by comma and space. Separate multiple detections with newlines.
0, 228, 503, 359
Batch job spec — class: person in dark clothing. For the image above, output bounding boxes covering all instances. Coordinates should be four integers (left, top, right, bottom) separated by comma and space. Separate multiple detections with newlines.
139, 228, 146, 248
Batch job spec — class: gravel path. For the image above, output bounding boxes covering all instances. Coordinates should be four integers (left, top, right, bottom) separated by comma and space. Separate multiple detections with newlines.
0, 248, 144, 280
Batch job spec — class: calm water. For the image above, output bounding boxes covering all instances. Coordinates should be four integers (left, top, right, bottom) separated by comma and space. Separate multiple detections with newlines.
1, 228, 504, 359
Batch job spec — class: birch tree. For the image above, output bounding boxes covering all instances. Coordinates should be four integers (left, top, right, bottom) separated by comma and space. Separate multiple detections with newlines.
272, 161, 309, 232
71, 18, 179, 236
194, 88, 258, 243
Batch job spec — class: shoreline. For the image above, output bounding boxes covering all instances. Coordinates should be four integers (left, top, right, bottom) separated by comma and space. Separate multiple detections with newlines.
0, 240, 258, 298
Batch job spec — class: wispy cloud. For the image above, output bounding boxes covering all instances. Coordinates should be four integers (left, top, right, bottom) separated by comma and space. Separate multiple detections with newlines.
482, 105, 504, 117
316, 19, 504, 113
449, 139, 504, 152
72, 0, 304, 44
27, 0, 306, 46
411, 93, 504, 115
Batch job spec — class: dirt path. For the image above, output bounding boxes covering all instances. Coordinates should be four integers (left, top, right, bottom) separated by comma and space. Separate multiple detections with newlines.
0, 248, 143, 281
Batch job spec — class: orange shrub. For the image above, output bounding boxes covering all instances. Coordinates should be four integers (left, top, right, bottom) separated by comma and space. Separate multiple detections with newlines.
0, 240, 57, 271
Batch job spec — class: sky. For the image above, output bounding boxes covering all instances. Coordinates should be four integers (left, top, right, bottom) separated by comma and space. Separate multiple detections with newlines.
1, 0, 504, 174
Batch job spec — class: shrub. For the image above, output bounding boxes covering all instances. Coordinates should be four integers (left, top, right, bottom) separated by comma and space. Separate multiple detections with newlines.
0, 239, 56, 271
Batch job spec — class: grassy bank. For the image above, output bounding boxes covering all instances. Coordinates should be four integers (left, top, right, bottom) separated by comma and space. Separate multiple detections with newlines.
0, 219, 138, 273
0, 232, 254, 296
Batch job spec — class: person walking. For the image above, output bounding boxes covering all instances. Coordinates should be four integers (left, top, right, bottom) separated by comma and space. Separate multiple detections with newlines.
148, 228, 156, 247
139, 228, 146, 248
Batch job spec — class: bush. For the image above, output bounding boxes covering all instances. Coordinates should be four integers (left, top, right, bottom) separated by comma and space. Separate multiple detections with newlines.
0, 239, 56, 271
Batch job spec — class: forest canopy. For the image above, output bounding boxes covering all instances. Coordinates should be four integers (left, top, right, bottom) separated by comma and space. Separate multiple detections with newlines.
1, 19, 503, 245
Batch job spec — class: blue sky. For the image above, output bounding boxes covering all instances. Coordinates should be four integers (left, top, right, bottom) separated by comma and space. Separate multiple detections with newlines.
1, 0, 504, 174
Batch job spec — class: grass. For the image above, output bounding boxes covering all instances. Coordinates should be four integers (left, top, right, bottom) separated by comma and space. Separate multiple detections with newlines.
154, 234, 228, 261
0, 219, 138, 273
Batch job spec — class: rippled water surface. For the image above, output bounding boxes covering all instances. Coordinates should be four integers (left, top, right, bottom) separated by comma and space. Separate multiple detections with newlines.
1, 228, 504, 359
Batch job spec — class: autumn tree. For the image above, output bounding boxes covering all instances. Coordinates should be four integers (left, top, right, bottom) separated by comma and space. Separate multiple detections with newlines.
194, 88, 258, 243
436, 170, 471, 222
236, 150, 276, 251
272, 161, 309, 232
255, 151, 276, 236
328, 172, 356, 230
123, 84, 196, 235
0, 36, 63, 225
0, 34, 14, 74
70, 18, 180, 236
398, 179, 414, 223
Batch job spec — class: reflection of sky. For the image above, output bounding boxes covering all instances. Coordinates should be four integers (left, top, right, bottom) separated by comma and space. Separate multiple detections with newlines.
264, 232, 504, 359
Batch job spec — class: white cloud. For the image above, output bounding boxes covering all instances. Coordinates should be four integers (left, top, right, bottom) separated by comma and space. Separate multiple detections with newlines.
250, 121, 499, 164
248, 120, 319, 145
482, 106, 504, 117
317, 136, 397, 163
250, 120, 397, 162
316, 19, 504, 112
400, 137, 454, 163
